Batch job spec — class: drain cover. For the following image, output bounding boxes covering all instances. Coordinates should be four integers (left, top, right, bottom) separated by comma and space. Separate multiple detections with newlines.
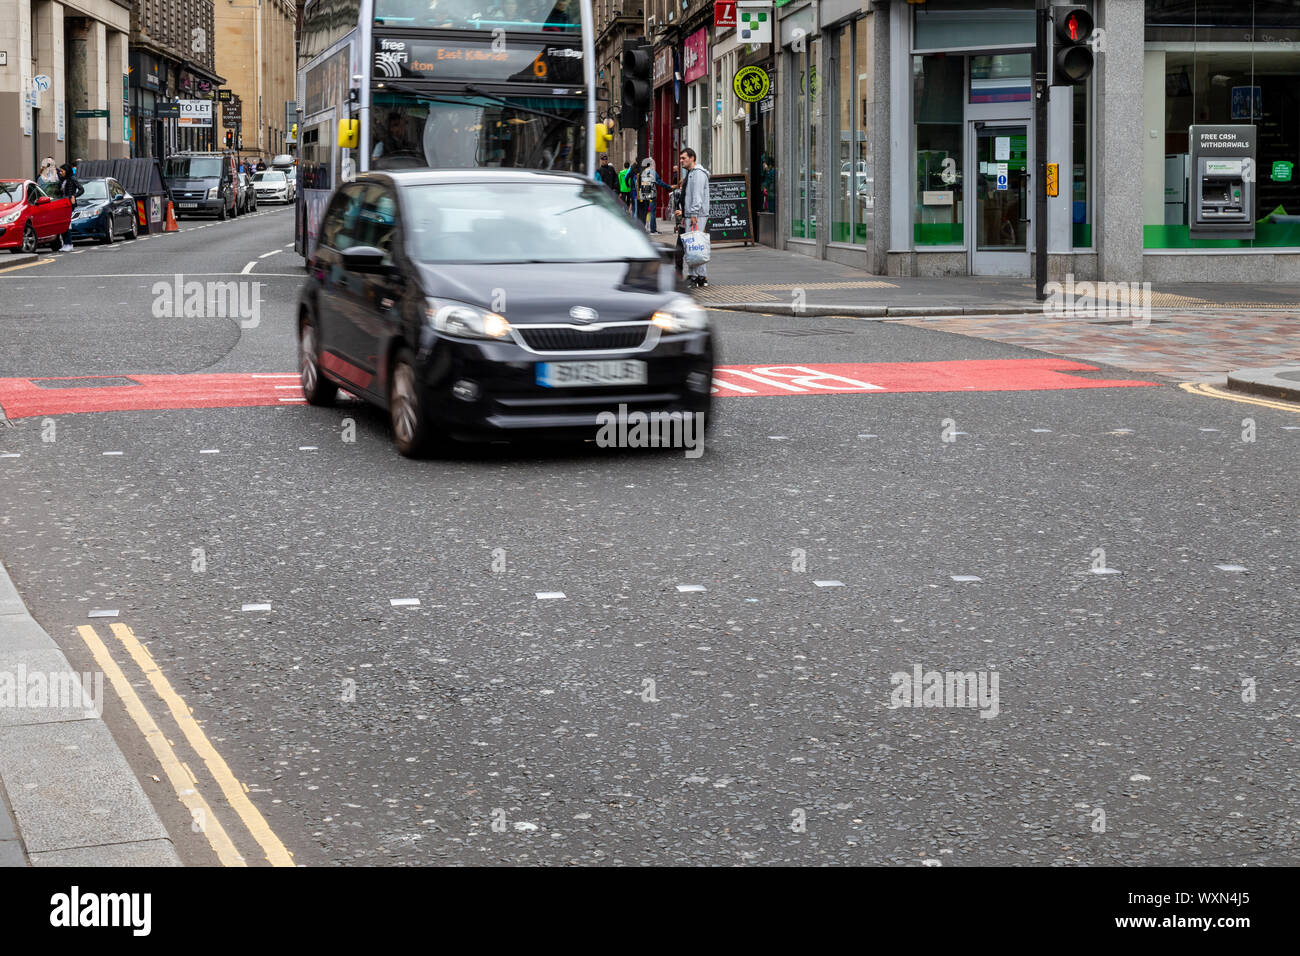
31, 377, 142, 389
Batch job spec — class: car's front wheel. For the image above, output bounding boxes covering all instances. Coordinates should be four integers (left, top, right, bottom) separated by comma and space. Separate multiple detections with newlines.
101, 216, 114, 244
20, 221, 37, 254
389, 350, 438, 459
299, 312, 338, 407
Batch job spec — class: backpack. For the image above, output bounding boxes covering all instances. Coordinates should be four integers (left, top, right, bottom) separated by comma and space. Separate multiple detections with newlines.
617, 168, 630, 192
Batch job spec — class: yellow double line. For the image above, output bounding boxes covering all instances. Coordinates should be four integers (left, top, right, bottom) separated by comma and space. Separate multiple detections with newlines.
1180, 381, 1300, 413
78, 622, 294, 867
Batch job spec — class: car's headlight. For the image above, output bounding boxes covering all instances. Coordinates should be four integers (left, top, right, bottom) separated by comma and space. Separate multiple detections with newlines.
207, 186, 219, 199
0, 209, 22, 225
427, 302, 512, 340
651, 299, 709, 333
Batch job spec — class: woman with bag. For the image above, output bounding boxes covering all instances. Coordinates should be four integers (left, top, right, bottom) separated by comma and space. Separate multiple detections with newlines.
678, 147, 710, 288
55, 163, 84, 252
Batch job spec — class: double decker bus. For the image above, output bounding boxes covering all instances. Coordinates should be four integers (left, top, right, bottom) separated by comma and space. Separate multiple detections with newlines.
294, 0, 597, 257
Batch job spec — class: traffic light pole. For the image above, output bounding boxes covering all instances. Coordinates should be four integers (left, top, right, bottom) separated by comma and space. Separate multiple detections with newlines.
1034, 0, 1049, 301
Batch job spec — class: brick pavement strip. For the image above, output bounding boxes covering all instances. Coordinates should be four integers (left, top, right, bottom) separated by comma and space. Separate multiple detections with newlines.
891, 311, 1300, 380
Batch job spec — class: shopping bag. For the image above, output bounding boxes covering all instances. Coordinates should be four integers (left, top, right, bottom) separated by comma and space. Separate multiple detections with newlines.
681, 229, 711, 266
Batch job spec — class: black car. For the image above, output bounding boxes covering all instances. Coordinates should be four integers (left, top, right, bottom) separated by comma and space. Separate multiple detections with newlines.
297, 169, 713, 457
67, 177, 138, 244
162, 151, 238, 220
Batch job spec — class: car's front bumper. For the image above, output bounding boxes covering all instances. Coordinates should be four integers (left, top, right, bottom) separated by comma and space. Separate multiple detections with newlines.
68, 211, 107, 238
172, 198, 225, 215
413, 329, 714, 442
255, 190, 288, 203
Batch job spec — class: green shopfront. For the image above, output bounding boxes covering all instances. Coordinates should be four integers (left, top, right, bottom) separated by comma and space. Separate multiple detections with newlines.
776, 0, 1299, 281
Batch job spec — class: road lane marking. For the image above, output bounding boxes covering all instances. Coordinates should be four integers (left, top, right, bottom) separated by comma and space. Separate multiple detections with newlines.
536, 592, 566, 600
241, 603, 272, 612
108, 622, 295, 867
87, 609, 119, 618
0, 258, 53, 275
1179, 382, 1300, 413
390, 598, 421, 607
240, 261, 257, 274
77, 624, 247, 866
258, 250, 280, 259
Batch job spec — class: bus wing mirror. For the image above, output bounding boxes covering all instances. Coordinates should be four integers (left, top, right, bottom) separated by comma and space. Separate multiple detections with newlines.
338, 119, 359, 150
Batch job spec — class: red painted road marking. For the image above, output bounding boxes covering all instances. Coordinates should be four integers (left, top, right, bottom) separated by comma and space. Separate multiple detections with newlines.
711, 361, 1159, 396
0, 360, 1159, 420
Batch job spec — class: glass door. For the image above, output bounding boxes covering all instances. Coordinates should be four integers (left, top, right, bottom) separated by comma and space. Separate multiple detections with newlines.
970, 122, 1030, 275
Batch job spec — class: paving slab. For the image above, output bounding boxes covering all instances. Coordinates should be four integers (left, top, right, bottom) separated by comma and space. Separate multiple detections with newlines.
1226, 366, 1300, 403
0, 719, 170, 853
29, 838, 183, 867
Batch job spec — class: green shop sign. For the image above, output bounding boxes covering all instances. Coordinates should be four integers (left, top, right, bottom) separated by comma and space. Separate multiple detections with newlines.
1272, 160, 1294, 182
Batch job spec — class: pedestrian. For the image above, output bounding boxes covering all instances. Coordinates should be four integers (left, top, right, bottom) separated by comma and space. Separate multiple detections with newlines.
257, 158, 266, 171
597, 155, 618, 193
638, 157, 671, 233
55, 163, 84, 252
678, 146, 709, 287
618, 161, 632, 208
37, 157, 58, 196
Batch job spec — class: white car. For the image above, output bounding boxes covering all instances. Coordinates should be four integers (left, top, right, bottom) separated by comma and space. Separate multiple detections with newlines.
252, 170, 291, 204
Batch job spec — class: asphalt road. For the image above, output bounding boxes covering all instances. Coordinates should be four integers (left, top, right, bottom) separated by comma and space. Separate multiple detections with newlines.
1, 206, 1297, 866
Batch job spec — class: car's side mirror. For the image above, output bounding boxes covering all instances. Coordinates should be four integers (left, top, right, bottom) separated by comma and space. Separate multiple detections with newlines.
35, 195, 50, 205
341, 245, 388, 273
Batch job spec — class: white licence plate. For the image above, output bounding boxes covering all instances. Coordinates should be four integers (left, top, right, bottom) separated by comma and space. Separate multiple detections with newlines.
537, 360, 647, 388
178, 203, 198, 209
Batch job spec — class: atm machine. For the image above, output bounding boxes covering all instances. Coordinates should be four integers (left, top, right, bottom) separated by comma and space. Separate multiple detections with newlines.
1188, 125, 1256, 240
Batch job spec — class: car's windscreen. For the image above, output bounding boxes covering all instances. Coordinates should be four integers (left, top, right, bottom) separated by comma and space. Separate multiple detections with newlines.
405, 182, 659, 264
0, 182, 23, 204
254, 172, 286, 182
80, 181, 109, 201
164, 157, 224, 179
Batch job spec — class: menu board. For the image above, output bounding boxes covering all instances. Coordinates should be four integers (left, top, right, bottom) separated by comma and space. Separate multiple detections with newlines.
706, 174, 753, 244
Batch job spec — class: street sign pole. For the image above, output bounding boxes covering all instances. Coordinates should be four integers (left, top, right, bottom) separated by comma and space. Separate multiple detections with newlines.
1034, 0, 1050, 301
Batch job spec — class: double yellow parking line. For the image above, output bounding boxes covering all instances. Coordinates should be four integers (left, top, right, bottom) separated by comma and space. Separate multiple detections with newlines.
78, 622, 294, 867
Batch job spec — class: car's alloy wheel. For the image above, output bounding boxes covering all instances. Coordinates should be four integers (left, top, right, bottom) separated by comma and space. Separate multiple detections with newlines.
101, 216, 114, 244
21, 222, 37, 254
125, 214, 137, 240
389, 353, 436, 458
299, 317, 337, 406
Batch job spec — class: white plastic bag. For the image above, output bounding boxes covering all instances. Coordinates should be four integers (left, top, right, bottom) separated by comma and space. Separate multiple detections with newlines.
681, 229, 711, 266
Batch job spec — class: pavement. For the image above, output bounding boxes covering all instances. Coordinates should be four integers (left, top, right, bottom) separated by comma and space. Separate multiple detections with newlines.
641, 231, 1300, 397
0, 207, 1297, 867
0, 559, 182, 866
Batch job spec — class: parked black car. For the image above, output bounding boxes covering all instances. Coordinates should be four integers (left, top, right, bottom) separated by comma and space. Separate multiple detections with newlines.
162, 151, 238, 220
66, 177, 138, 244
297, 169, 713, 457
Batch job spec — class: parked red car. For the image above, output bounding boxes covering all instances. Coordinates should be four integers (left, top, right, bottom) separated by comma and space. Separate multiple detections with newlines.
0, 179, 74, 254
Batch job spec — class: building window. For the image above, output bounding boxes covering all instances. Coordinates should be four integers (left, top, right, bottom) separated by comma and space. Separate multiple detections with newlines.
1143, 0, 1300, 248
831, 18, 871, 245
789, 38, 820, 240
913, 53, 964, 245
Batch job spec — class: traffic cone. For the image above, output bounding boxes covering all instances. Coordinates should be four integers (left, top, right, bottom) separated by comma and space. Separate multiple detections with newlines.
164, 200, 179, 232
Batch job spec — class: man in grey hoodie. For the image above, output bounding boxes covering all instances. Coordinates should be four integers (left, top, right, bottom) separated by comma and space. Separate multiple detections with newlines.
679, 147, 709, 288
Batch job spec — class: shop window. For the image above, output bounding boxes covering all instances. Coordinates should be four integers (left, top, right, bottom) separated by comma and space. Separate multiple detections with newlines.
914, 1, 1035, 52
1144, 0, 1300, 248
832, 19, 872, 246
913, 54, 964, 245
1072, 81, 1091, 248
789, 40, 820, 240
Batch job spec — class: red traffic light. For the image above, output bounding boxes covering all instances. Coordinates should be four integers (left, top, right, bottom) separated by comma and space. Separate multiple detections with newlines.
1052, 7, 1093, 46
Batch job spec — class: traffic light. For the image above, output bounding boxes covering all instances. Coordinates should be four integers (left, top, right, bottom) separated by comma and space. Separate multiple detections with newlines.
595, 121, 613, 154
621, 39, 652, 130
1051, 6, 1094, 86
225, 130, 233, 147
